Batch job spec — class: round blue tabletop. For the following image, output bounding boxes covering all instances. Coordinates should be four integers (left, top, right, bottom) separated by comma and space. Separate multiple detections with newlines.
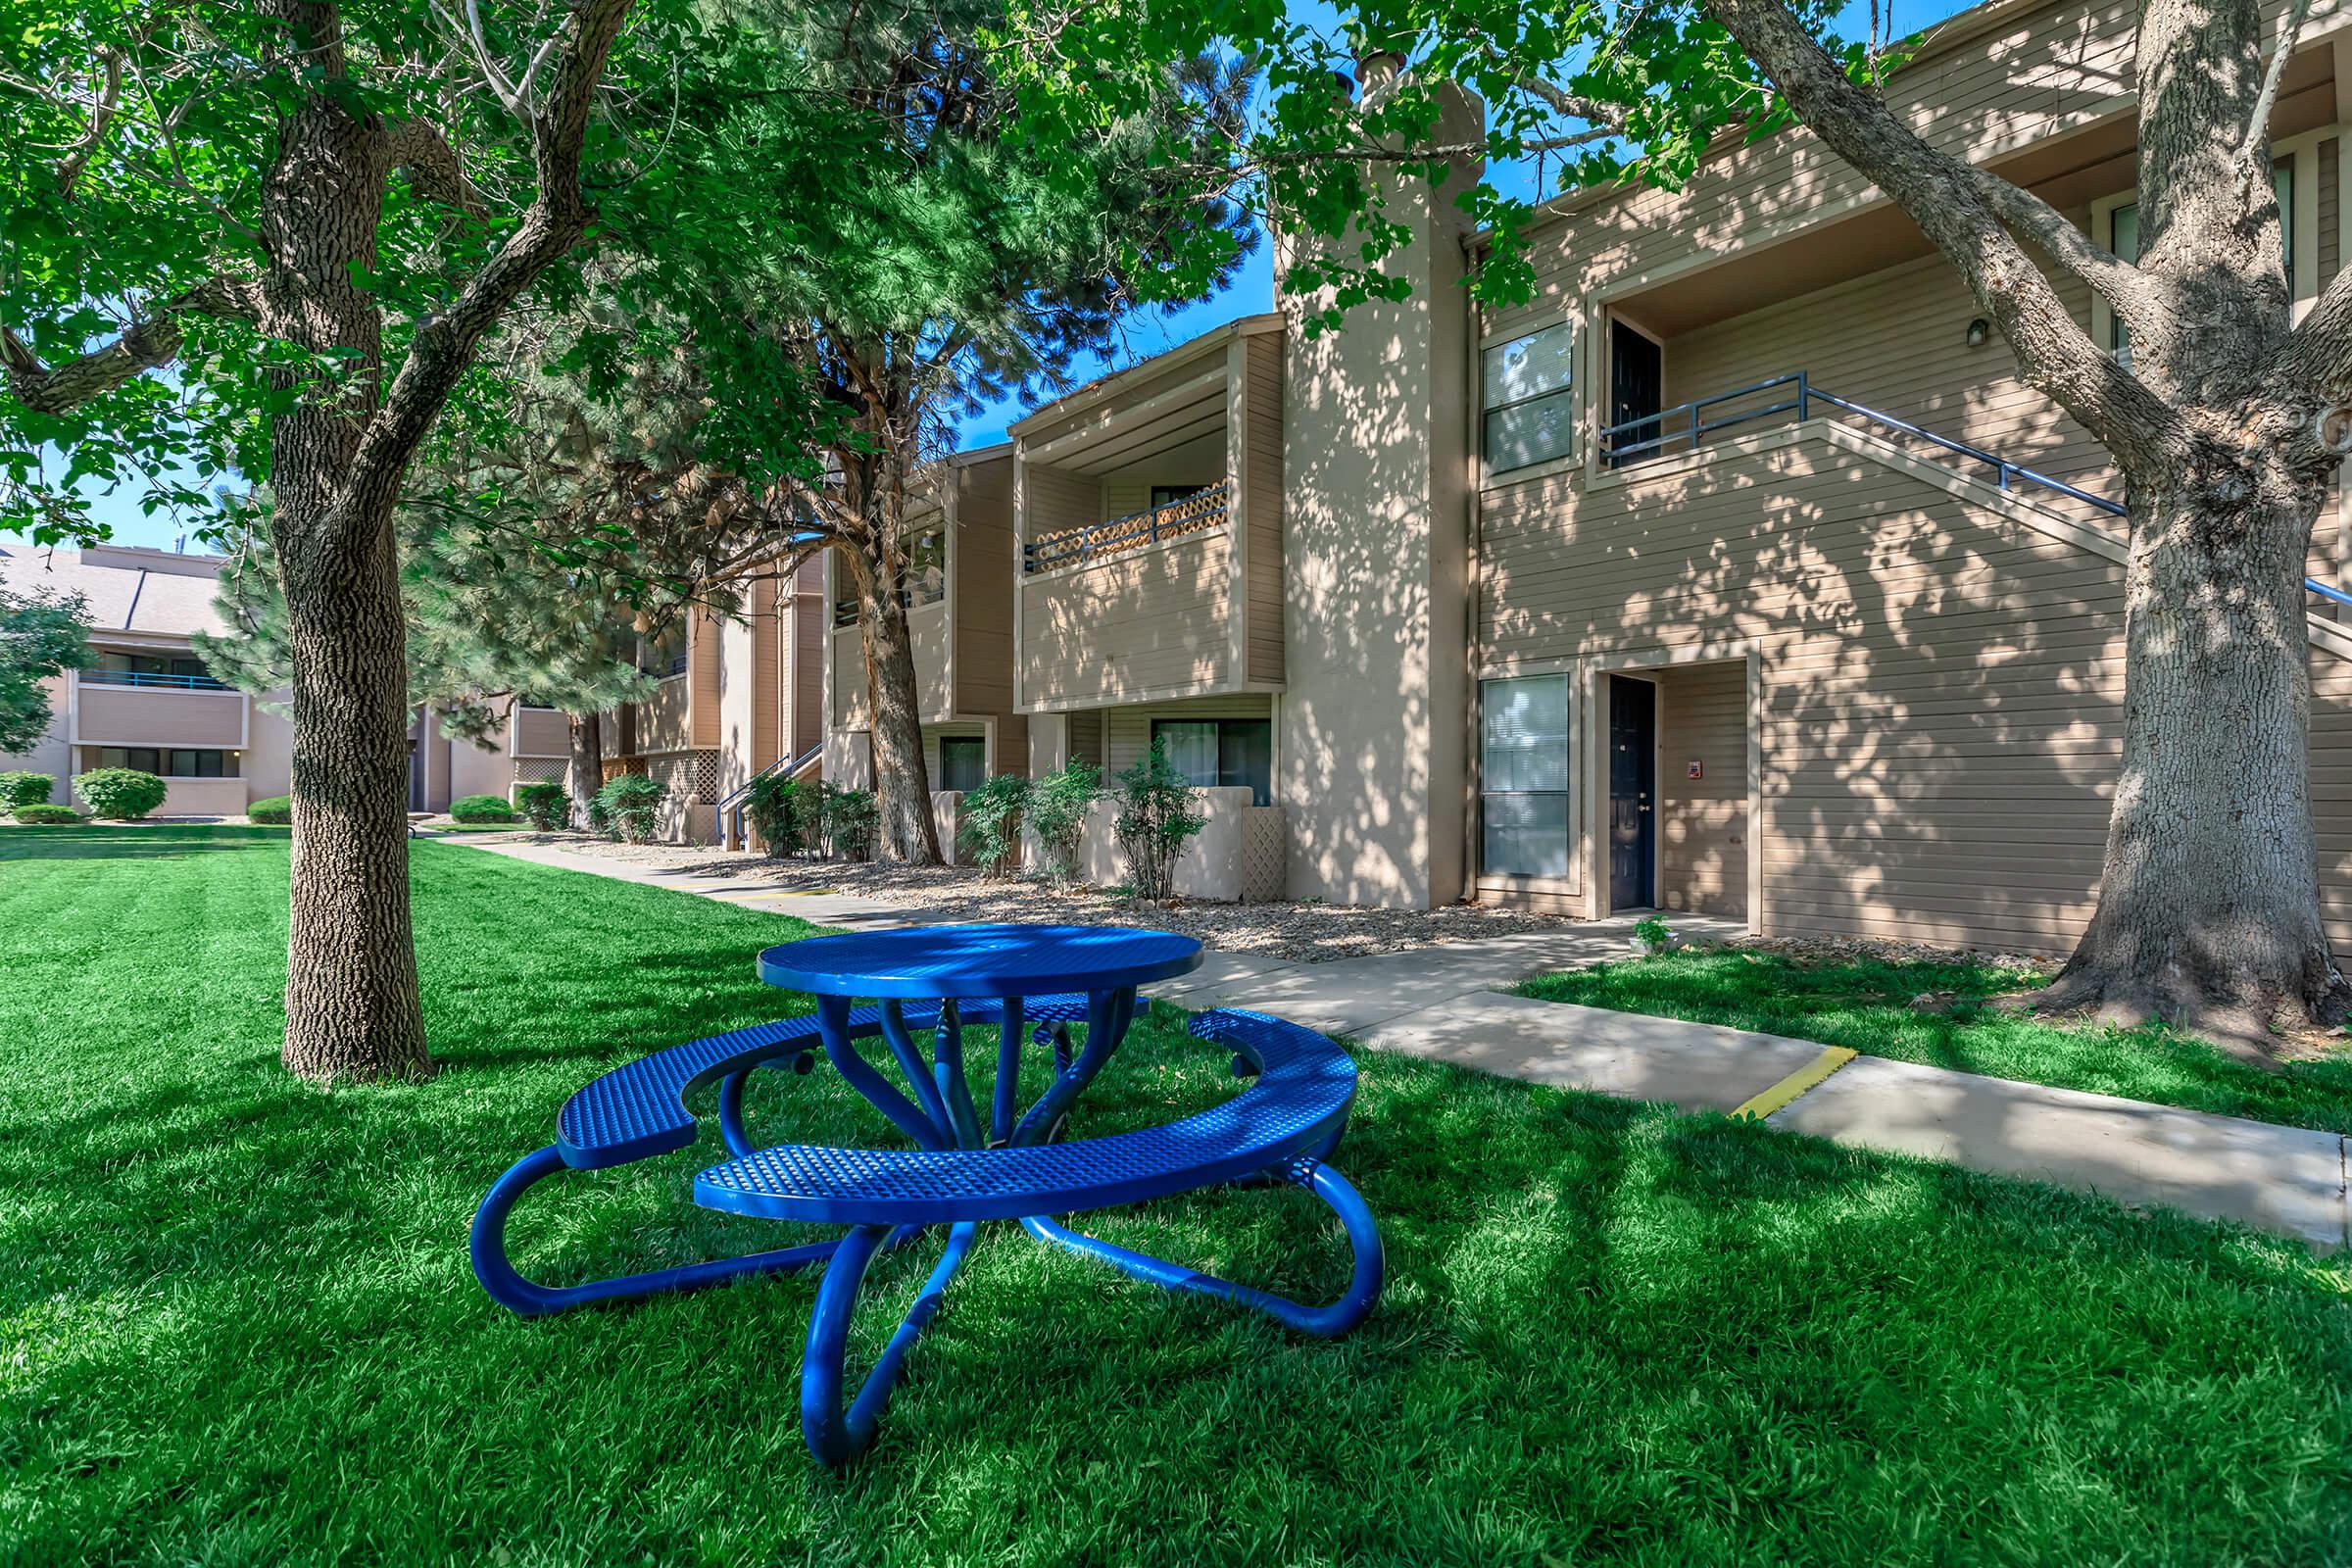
758, 923, 1204, 1001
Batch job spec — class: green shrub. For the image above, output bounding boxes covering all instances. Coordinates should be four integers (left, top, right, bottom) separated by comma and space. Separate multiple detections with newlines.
746, 772, 809, 857
594, 773, 666, 844
956, 772, 1029, 877
1111, 739, 1204, 905
586, 792, 613, 838
13, 804, 82, 825
818, 783, 877, 860
73, 767, 169, 820
0, 770, 55, 808
451, 793, 517, 824
514, 781, 568, 831
247, 796, 293, 825
1026, 760, 1102, 888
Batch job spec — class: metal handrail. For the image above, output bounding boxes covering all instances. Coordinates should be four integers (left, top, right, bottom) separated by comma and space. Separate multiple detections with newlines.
82, 667, 232, 692
718, 743, 822, 851
1597, 370, 2352, 615
1023, 481, 1232, 574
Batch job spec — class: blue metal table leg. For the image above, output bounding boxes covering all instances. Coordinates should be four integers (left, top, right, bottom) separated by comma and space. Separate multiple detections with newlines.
1018, 1158, 1383, 1338
990, 994, 1025, 1144
1011, 987, 1134, 1147
928, 999, 985, 1149
802, 1220, 981, 1465
815, 995, 948, 1151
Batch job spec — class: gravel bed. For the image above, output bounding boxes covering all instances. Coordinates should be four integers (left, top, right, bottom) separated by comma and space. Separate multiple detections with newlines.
495, 833, 1601, 963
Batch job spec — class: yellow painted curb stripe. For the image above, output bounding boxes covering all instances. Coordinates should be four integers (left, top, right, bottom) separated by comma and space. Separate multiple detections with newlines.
1730, 1047, 1858, 1122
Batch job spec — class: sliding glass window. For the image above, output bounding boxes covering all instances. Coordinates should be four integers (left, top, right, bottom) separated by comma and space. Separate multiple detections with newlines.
1482, 322, 1577, 472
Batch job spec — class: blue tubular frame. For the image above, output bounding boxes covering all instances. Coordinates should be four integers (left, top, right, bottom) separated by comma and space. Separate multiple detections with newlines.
1594, 370, 2352, 613
471, 1145, 853, 1316
1019, 1157, 1383, 1339
800, 1221, 981, 1466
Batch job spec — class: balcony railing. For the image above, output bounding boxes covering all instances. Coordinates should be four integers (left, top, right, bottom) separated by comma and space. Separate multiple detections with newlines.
82, 667, 232, 692
1023, 481, 1231, 574
1597, 370, 2352, 617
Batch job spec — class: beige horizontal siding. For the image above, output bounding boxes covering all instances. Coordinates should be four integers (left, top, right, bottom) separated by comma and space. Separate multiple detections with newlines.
1020, 531, 1231, 708
1245, 332, 1287, 686
1488, 0, 2145, 341
1655, 662, 1747, 921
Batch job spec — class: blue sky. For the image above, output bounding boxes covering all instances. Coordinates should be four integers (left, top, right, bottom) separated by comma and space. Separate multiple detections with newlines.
42, 0, 1969, 551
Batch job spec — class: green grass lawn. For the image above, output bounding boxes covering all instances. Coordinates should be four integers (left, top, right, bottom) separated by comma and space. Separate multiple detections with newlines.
5, 828, 2351, 1565
1519, 949, 2352, 1134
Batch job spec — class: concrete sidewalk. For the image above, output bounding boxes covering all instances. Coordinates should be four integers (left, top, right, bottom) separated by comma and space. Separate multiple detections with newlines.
446, 835, 2350, 1250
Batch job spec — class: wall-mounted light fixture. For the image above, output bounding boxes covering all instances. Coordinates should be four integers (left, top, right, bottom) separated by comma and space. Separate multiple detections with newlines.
1965, 318, 1992, 348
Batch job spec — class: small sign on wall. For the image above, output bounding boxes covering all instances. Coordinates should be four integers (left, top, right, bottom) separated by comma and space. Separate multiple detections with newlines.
1687, 760, 1703, 780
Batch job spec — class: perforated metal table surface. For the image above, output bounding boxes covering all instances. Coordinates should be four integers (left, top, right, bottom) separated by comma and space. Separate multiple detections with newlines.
756, 922, 1203, 1001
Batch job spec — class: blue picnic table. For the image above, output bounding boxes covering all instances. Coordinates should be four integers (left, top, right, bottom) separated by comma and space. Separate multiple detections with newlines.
472, 921, 1383, 1465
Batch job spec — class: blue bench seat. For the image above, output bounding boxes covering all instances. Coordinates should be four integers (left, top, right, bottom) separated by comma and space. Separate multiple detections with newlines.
694, 1009, 1355, 1225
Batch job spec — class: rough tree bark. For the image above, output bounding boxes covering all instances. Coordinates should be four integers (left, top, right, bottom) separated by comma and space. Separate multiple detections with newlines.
2, 0, 640, 1080
1706, 0, 2352, 1047
844, 552, 943, 863
566, 710, 605, 826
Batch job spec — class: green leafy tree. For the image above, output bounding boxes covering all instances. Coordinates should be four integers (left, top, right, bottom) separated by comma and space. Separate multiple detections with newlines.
1, 1, 672, 1081
571, 0, 1256, 865
1008, 0, 2352, 1043
0, 583, 92, 755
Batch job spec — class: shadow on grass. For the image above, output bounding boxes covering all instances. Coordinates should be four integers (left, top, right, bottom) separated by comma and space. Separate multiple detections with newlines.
6, 831, 2352, 1564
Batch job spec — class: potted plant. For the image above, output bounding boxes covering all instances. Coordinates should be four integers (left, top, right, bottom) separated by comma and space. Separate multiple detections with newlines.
1630, 915, 1680, 956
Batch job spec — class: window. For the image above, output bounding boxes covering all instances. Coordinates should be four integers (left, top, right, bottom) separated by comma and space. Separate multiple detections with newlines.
96, 747, 239, 778
2110, 159, 2294, 358
1150, 484, 1208, 510
87, 650, 225, 689
937, 736, 987, 793
1481, 676, 1571, 878
1483, 322, 1577, 472
1150, 718, 1273, 806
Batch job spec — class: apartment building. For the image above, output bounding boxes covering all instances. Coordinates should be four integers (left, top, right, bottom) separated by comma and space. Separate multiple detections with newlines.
809, 0, 2352, 956
607, 554, 830, 843
822, 447, 1029, 858
0, 543, 551, 815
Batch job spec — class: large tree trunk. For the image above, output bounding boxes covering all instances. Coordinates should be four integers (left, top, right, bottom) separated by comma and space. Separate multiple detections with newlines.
565, 710, 604, 827
2043, 461, 2350, 1047
259, 75, 431, 1083
859, 586, 942, 863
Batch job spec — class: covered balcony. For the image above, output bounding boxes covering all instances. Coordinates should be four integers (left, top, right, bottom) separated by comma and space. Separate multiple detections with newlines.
1012, 315, 1286, 714
73, 652, 247, 752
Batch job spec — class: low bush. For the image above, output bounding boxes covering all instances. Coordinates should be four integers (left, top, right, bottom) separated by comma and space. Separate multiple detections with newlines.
956, 772, 1029, 877
818, 783, 877, 860
73, 767, 169, 820
1026, 760, 1101, 888
450, 793, 517, 824
594, 773, 666, 844
746, 773, 809, 857
0, 770, 55, 808
1111, 739, 1203, 905
514, 781, 568, 831
586, 792, 613, 837
247, 796, 293, 826
13, 804, 82, 825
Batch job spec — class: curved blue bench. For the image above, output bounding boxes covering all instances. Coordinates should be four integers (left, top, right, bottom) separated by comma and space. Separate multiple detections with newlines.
694, 1007, 1383, 1464
695, 1008, 1355, 1225
471, 995, 1090, 1315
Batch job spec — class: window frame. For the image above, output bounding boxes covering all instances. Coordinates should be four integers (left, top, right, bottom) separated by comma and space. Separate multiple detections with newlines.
1148, 717, 1274, 806
936, 734, 987, 794
1478, 318, 1580, 480
1477, 672, 1577, 886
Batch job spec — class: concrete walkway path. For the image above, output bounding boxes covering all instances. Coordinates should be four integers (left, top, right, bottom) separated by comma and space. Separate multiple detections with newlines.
447, 836, 2349, 1250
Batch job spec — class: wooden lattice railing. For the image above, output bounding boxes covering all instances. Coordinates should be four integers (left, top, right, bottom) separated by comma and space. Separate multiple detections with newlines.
1023, 481, 1231, 573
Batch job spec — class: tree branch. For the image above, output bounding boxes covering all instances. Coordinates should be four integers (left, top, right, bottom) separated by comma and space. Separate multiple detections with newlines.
338, 0, 635, 537
1, 274, 260, 414
386, 117, 490, 217
1704, 0, 2180, 472
54, 46, 125, 198
2244, 0, 2314, 164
